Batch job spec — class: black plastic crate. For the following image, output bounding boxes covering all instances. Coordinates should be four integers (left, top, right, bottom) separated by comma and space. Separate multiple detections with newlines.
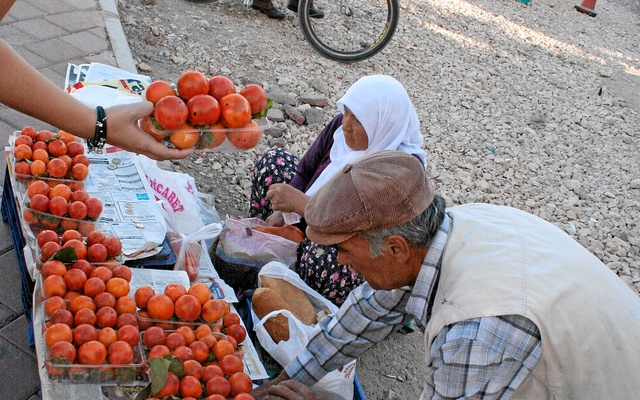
123, 236, 176, 270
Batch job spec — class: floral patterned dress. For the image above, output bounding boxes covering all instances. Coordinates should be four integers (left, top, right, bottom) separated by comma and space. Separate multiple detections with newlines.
249, 147, 364, 306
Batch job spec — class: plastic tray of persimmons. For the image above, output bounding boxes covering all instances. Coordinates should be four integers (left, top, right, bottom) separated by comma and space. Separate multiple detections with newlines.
40, 258, 148, 384
41, 259, 254, 398
140, 70, 272, 154
133, 283, 254, 399
8, 126, 103, 236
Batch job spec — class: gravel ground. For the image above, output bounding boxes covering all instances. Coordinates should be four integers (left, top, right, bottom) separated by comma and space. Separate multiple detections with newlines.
117, 0, 640, 398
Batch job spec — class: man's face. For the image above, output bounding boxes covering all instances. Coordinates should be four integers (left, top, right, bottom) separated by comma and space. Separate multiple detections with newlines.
335, 234, 406, 290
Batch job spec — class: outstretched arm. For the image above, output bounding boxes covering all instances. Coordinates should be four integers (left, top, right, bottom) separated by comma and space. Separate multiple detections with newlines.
0, 39, 191, 161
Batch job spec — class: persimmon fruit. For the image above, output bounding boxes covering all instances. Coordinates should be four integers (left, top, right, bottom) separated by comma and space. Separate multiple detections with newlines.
188, 282, 212, 305
107, 340, 134, 364
135, 286, 155, 309
180, 375, 203, 398
63, 268, 87, 292
154, 95, 188, 130
219, 94, 251, 128
239, 84, 267, 115
146, 80, 177, 104
155, 371, 180, 398
41, 260, 67, 279
97, 327, 118, 348
27, 180, 50, 199
95, 306, 118, 328
208, 75, 236, 101
228, 120, 261, 150
206, 376, 231, 397
201, 299, 226, 323
196, 123, 227, 149
177, 70, 210, 101
147, 294, 175, 320
141, 327, 167, 347
229, 372, 253, 396
45, 322, 73, 348
74, 307, 97, 326
175, 294, 201, 322
187, 94, 220, 125
77, 340, 107, 365
169, 129, 200, 150
73, 323, 98, 346
164, 283, 188, 303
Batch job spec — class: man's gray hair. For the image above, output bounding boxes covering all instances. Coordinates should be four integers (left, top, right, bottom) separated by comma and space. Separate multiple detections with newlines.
361, 194, 446, 257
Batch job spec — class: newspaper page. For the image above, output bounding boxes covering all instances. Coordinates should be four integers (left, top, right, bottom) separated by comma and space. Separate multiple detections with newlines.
65, 62, 151, 95
83, 148, 167, 257
190, 242, 239, 303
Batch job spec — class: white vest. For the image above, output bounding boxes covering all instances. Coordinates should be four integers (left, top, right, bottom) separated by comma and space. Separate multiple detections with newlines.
425, 204, 640, 399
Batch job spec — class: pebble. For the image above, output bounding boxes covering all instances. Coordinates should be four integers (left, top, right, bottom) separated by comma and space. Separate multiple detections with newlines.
120, 0, 640, 298
283, 104, 305, 124
298, 94, 329, 107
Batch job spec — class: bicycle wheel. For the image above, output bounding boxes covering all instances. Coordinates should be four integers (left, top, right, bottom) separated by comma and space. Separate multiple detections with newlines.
298, 0, 399, 62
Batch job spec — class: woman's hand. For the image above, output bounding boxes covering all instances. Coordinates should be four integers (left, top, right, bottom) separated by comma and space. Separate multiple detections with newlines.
266, 211, 286, 227
266, 183, 309, 215
264, 380, 324, 400
104, 102, 193, 161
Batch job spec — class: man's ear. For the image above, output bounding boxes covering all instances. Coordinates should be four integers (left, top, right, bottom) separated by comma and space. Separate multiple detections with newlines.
384, 235, 412, 263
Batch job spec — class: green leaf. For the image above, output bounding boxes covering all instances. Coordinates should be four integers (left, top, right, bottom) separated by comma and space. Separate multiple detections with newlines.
39, 214, 58, 224
253, 98, 274, 119
149, 355, 184, 395
52, 246, 78, 263
196, 129, 224, 150
114, 366, 137, 383
134, 383, 152, 400
149, 357, 172, 395
150, 116, 164, 131
46, 355, 72, 365
168, 355, 184, 378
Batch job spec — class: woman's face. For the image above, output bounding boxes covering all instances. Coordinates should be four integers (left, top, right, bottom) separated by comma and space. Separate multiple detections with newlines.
342, 106, 368, 151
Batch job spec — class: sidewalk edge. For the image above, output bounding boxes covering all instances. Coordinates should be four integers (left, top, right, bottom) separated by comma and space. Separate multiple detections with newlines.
99, 0, 138, 74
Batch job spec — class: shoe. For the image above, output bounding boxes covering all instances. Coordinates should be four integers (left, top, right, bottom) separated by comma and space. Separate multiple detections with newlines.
252, 2, 286, 19
287, 0, 325, 18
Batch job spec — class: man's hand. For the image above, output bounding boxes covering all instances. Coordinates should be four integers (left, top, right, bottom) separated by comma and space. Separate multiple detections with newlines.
265, 380, 324, 399
252, 371, 289, 399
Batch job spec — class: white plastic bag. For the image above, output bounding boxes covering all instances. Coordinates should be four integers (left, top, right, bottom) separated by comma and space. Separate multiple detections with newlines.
160, 198, 223, 282
213, 217, 300, 291
69, 85, 142, 108
137, 155, 205, 235
251, 262, 356, 400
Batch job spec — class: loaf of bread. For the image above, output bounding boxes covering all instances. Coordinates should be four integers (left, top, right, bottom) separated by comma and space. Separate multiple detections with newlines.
252, 287, 292, 343
261, 276, 318, 325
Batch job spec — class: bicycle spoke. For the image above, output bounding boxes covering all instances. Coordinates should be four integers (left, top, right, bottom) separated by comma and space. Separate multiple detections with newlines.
300, 0, 398, 61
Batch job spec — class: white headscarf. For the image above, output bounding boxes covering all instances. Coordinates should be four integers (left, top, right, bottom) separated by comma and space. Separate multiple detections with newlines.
305, 75, 427, 197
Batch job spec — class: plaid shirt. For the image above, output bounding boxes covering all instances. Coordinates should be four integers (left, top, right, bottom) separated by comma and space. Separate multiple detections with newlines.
285, 214, 542, 399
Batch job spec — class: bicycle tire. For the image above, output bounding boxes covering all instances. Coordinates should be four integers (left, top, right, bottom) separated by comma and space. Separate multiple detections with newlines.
298, 0, 399, 62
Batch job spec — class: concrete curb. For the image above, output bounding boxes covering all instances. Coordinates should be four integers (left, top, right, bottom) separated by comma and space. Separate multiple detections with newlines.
99, 0, 138, 74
